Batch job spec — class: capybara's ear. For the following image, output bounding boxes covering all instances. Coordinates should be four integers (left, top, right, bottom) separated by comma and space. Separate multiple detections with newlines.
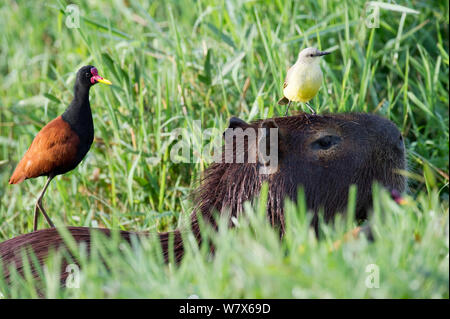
228, 117, 251, 130
223, 116, 252, 138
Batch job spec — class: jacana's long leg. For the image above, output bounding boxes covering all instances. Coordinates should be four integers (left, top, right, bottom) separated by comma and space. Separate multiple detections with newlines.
33, 203, 39, 231
33, 175, 55, 231
305, 102, 316, 114
284, 101, 292, 116
36, 199, 55, 230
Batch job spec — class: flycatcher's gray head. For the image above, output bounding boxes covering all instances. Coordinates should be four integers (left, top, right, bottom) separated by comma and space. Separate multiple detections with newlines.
298, 47, 330, 63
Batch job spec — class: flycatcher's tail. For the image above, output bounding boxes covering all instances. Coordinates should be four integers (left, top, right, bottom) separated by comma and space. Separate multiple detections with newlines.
277, 96, 289, 105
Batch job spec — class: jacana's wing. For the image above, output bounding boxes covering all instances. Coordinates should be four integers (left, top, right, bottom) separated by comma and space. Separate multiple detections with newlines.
9, 116, 80, 184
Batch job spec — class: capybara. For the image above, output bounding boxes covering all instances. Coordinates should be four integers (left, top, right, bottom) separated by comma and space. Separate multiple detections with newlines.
0, 113, 407, 285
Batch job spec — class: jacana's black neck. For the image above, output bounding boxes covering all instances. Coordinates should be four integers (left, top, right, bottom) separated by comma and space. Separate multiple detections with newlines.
61, 82, 94, 143
73, 82, 91, 104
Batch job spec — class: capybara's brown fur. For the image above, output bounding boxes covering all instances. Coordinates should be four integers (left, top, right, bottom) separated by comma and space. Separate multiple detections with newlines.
0, 113, 406, 285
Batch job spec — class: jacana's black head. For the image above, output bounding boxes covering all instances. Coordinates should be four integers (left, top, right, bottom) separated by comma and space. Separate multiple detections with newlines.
76, 65, 112, 88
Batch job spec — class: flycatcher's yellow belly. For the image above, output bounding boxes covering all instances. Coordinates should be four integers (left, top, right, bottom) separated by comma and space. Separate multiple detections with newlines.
283, 63, 323, 102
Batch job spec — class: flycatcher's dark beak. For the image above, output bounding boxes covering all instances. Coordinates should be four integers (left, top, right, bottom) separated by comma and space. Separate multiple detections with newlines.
315, 51, 331, 57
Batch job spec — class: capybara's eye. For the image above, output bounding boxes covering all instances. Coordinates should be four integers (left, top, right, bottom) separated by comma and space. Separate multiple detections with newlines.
312, 135, 341, 150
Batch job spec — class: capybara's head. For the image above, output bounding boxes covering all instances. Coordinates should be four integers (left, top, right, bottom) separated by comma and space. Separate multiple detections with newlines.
194, 113, 406, 233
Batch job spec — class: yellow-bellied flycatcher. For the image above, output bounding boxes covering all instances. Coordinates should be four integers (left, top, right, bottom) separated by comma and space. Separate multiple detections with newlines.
278, 47, 330, 115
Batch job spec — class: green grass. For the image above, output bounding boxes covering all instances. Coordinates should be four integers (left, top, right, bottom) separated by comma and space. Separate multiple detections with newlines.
0, 186, 448, 298
0, 0, 448, 298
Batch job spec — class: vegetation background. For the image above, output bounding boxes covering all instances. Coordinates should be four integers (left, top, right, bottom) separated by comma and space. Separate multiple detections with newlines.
0, 0, 448, 298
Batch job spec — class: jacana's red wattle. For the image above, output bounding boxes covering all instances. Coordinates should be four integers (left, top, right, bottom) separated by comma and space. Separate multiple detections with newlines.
91, 75, 103, 84
90, 67, 99, 84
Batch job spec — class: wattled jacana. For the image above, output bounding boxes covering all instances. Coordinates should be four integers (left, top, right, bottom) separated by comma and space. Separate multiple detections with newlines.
9, 65, 112, 231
